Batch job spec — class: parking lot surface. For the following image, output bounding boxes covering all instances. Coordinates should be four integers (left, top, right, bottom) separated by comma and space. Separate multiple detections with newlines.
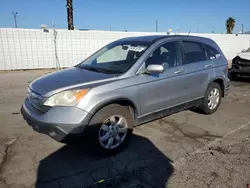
0, 70, 250, 188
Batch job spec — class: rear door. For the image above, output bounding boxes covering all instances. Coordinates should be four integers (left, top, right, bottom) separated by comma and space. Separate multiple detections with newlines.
205, 44, 228, 78
181, 40, 214, 100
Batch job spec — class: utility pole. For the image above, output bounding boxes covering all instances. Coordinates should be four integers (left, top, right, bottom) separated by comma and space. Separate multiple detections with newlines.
156, 20, 158, 32
66, 0, 74, 30
176, 24, 179, 34
12, 12, 18, 28
109, 23, 112, 31
241, 24, 244, 34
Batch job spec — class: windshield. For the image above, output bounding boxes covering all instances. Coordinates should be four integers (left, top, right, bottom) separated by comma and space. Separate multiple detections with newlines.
77, 40, 150, 74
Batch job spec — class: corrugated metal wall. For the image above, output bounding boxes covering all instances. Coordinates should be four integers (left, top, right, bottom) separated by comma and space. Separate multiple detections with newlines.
1, 28, 250, 70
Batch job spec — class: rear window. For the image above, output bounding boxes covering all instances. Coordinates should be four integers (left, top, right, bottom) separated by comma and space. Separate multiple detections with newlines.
183, 41, 207, 64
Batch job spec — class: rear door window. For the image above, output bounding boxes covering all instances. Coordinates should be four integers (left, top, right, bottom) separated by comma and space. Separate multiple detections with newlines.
182, 41, 207, 64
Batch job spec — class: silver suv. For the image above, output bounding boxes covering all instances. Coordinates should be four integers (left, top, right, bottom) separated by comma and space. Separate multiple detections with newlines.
21, 35, 230, 154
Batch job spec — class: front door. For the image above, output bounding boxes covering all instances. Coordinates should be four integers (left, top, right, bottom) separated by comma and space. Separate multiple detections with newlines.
137, 41, 188, 117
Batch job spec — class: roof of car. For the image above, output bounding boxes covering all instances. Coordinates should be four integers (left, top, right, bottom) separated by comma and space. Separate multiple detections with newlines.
118, 34, 212, 43
118, 35, 168, 42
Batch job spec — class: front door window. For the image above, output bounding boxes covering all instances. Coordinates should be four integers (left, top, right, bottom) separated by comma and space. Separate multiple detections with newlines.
145, 41, 182, 69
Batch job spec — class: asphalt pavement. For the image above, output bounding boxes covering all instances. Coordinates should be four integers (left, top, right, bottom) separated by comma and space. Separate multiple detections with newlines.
0, 70, 249, 188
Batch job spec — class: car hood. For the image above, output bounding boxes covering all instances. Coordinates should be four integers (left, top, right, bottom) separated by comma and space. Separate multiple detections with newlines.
237, 52, 250, 60
29, 67, 118, 97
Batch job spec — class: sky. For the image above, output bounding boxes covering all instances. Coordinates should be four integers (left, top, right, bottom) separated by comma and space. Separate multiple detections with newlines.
0, 0, 250, 33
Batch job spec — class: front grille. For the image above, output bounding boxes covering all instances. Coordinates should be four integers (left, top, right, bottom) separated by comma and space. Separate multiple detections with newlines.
30, 100, 52, 113
28, 88, 51, 113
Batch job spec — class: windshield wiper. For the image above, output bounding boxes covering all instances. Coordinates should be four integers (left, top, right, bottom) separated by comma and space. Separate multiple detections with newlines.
78, 66, 103, 73
78, 65, 123, 74
99, 69, 123, 74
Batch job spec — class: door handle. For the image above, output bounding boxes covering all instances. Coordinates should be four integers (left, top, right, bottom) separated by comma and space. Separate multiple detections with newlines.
205, 64, 212, 68
174, 70, 184, 74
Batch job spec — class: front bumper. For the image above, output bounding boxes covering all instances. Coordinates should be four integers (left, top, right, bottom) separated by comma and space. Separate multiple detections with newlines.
21, 98, 92, 142
231, 56, 250, 75
230, 67, 250, 75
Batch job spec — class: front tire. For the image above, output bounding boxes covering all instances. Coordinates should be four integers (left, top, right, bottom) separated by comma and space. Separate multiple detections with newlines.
88, 104, 133, 155
200, 82, 222, 115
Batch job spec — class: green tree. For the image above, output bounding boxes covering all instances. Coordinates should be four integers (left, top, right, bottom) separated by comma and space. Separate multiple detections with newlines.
226, 17, 235, 34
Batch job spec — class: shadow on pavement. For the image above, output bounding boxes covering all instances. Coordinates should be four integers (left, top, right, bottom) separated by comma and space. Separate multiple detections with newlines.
35, 134, 174, 188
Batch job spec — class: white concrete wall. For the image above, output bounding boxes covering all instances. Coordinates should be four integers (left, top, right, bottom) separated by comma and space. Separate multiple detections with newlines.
0, 28, 250, 70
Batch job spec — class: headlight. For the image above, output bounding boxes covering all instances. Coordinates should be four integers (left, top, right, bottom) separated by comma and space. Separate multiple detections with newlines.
44, 89, 89, 107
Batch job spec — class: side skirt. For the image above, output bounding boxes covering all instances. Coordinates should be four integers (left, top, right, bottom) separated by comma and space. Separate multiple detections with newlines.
135, 98, 203, 126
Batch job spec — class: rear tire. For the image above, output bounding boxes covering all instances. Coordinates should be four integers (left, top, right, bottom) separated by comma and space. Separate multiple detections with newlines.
200, 82, 222, 115
88, 104, 133, 156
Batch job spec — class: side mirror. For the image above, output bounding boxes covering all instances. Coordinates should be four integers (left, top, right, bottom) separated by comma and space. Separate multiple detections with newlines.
145, 64, 164, 74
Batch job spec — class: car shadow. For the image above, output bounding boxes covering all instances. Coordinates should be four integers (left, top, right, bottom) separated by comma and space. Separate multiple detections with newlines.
35, 134, 174, 188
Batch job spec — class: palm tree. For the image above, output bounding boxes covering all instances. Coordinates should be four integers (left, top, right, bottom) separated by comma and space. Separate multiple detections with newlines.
66, 0, 74, 30
226, 17, 235, 34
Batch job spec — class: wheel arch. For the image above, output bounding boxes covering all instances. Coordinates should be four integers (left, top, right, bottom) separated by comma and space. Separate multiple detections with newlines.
209, 78, 225, 97
89, 98, 139, 124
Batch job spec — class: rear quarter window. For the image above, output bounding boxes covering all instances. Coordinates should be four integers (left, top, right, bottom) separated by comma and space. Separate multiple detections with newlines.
204, 45, 221, 60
